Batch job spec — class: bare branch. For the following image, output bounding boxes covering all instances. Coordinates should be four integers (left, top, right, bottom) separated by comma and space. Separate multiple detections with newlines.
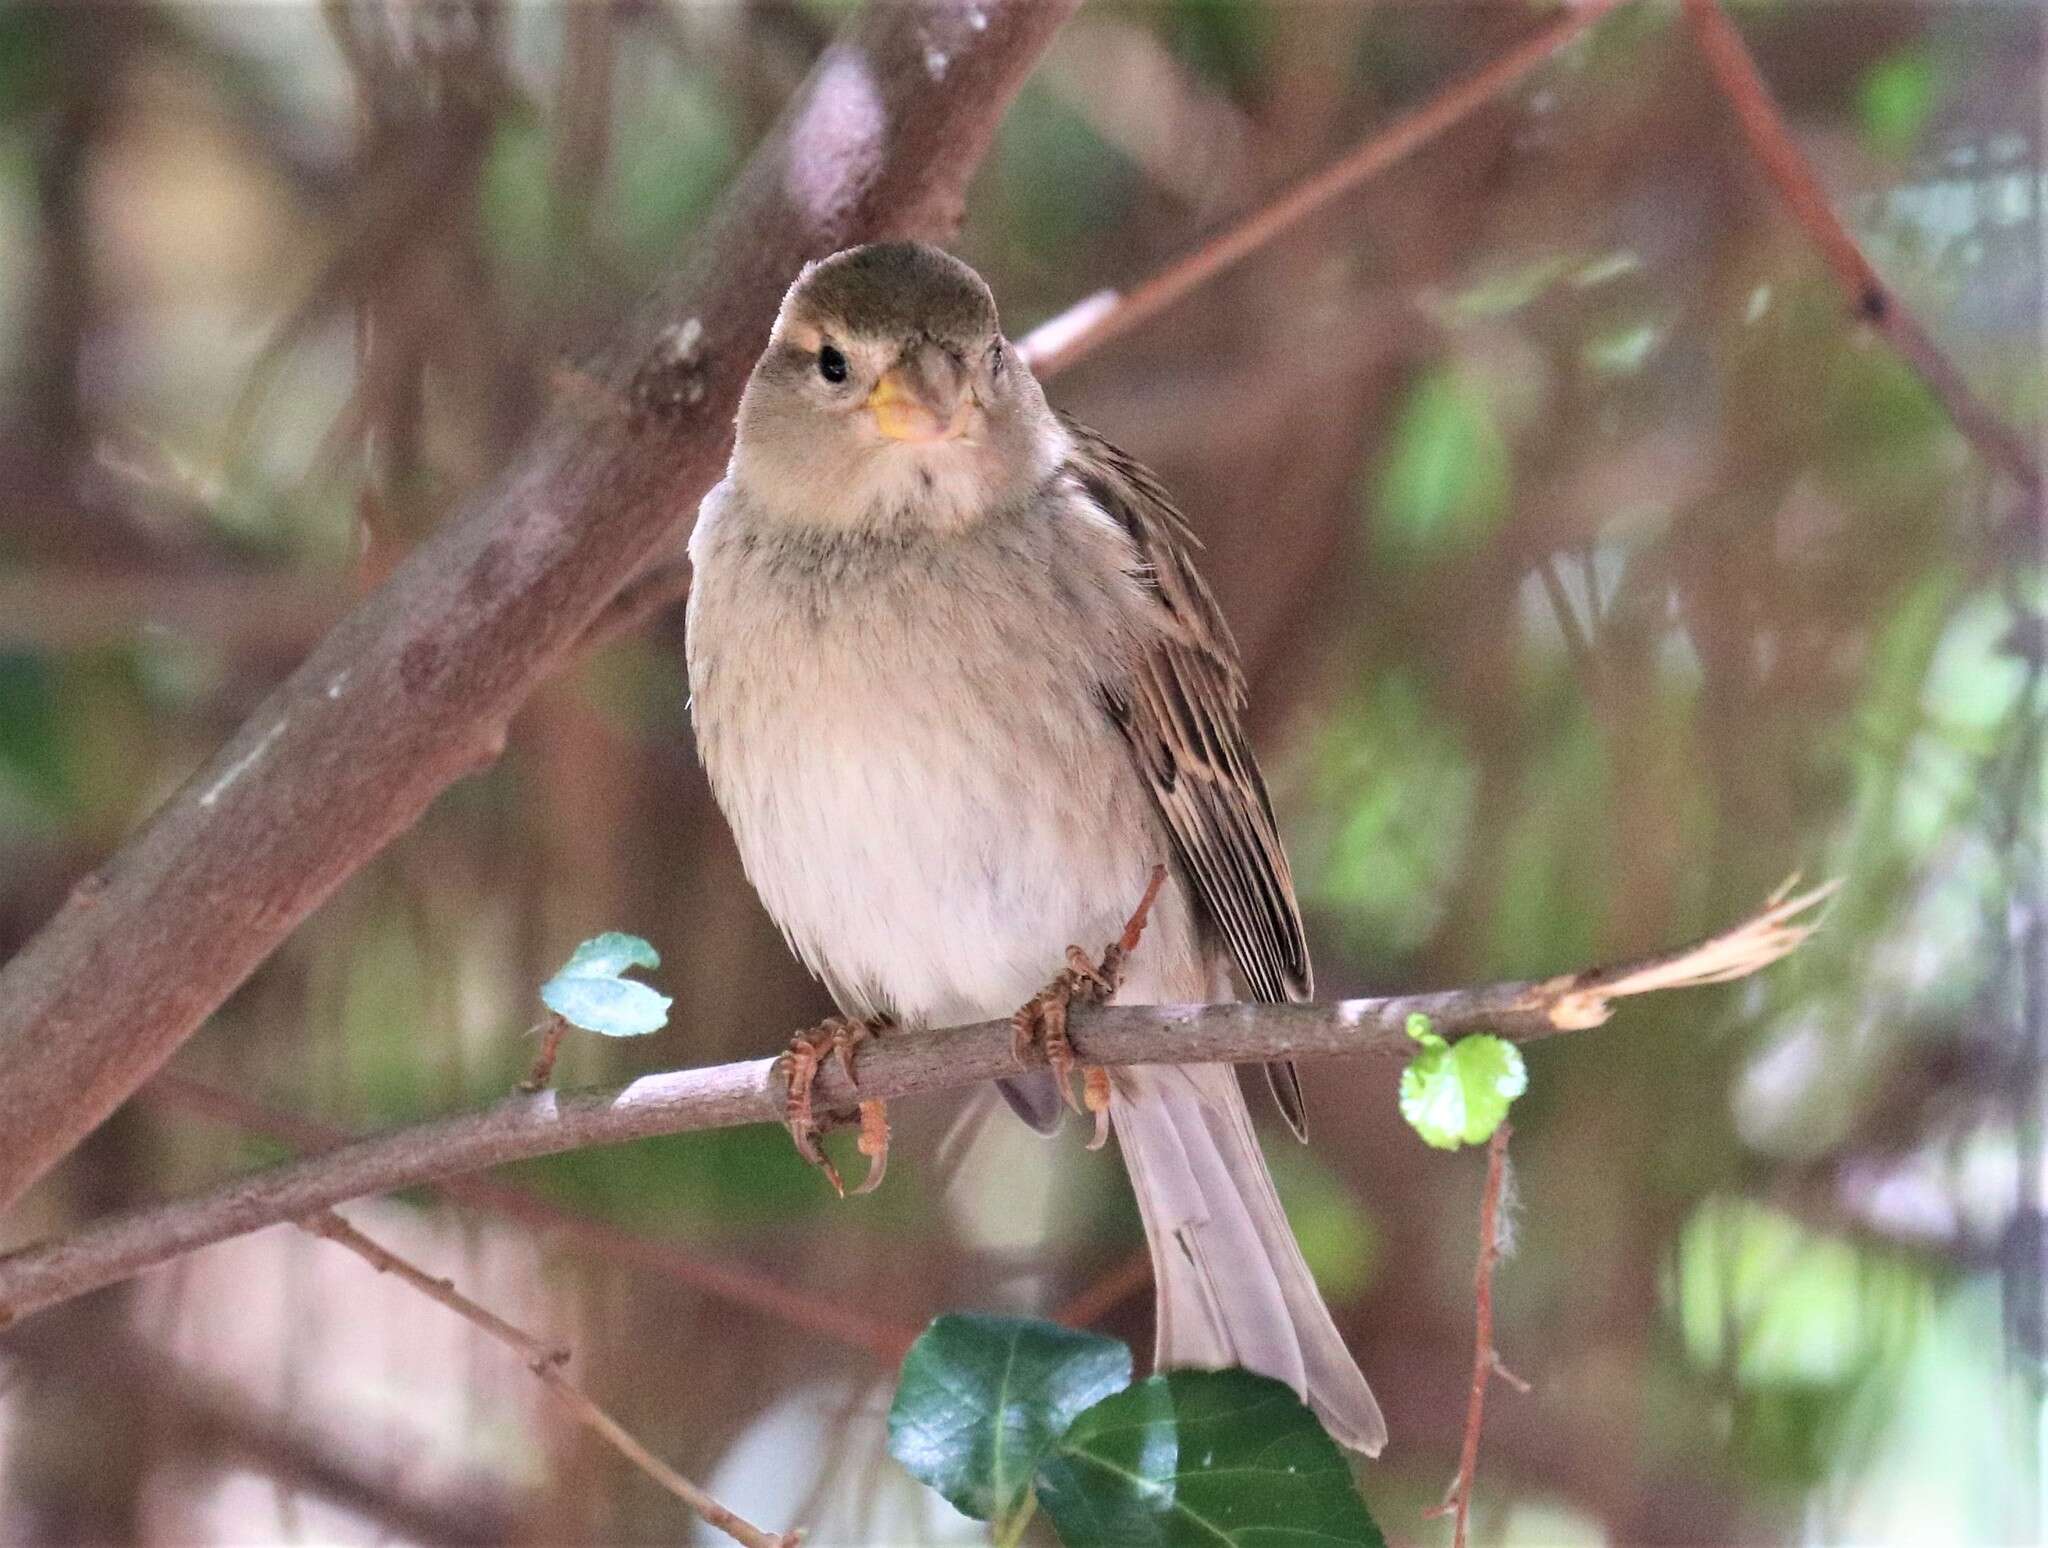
141, 1071, 925, 1361
1681, 0, 2041, 513
0, 884, 1831, 1330
0, 0, 1082, 1214
1016, 0, 1630, 377
300, 1210, 795, 1548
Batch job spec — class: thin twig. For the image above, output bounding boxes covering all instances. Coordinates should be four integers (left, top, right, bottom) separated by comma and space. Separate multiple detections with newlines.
521, 1013, 568, 1092
299, 1209, 797, 1548
1015, 0, 1628, 376
0, 883, 1831, 1329
1423, 1123, 1516, 1548
578, 0, 1631, 653
141, 1072, 922, 1361
1680, 0, 2041, 513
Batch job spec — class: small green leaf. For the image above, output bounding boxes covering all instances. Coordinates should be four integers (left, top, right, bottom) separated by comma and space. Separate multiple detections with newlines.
540, 976, 672, 1038
540, 932, 670, 1037
1034, 1369, 1385, 1547
888, 1314, 1132, 1526
1399, 1032, 1528, 1150
556, 931, 660, 978
1405, 1011, 1445, 1050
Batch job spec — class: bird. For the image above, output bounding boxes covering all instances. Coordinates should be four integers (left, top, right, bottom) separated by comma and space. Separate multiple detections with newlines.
684, 240, 1385, 1455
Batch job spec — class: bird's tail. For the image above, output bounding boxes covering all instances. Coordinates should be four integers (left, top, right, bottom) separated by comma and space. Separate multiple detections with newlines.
1113, 1062, 1386, 1455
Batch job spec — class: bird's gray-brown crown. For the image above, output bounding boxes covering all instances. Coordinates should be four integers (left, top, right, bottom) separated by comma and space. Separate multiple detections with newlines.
785, 242, 998, 346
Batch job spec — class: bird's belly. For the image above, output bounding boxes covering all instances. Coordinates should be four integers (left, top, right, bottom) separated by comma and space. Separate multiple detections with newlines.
706, 656, 1202, 1027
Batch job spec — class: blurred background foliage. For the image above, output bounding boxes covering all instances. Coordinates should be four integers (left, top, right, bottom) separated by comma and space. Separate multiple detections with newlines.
0, 1, 2040, 1544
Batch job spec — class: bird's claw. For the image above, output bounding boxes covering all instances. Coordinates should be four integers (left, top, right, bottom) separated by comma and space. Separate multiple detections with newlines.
1011, 865, 1170, 1121
778, 1014, 891, 1197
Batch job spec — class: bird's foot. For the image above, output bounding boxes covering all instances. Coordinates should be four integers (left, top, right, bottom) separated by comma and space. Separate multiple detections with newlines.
1010, 865, 1169, 1127
779, 1014, 892, 1198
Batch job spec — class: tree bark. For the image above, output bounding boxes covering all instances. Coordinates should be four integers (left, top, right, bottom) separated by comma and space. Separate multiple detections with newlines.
0, 0, 1081, 1212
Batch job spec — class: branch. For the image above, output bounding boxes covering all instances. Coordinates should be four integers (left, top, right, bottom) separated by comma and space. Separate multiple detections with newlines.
0, 884, 1831, 1328
141, 1071, 926, 1361
1681, 0, 2041, 513
299, 1210, 794, 1548
1424, 1124, 1523, 1548
0, 0, 1081, 1213
1014, 0, 1629, 377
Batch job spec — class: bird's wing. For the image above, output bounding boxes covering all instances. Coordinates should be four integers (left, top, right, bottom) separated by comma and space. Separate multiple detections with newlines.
1062, 416, 1313, 1138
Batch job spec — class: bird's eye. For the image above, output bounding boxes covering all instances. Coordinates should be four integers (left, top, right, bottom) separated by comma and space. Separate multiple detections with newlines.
817, 345, 848, 384
988, 340, 1006, 378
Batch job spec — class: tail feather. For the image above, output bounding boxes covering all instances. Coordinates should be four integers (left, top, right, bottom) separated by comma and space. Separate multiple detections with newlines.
1114, 1063, 1387, 1456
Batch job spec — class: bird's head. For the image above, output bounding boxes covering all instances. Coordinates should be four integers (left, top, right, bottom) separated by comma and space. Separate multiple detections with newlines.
731, 243, 1061, 530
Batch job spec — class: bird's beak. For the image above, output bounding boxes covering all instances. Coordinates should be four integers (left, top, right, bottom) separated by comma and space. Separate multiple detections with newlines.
867, 343, 970, 444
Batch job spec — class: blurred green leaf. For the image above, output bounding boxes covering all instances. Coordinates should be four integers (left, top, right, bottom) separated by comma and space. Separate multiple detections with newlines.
1857, 48, 1938, 159
1266, 1142, 1381, 1302
1372, 365, 1510, 563
1668, 1197, 1928, 1385
541, 932, 670, 1037
888, 1314, 1131, 1528
1296, 667, 1475, 959
1448, 254, 1570, 318
0, 651, 67, 811
1399, 1021, 1527, 1149
1035, 1369, 1384, 1547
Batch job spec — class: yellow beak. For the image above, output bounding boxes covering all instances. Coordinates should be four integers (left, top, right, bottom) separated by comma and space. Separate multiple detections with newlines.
867, 368, 965, 444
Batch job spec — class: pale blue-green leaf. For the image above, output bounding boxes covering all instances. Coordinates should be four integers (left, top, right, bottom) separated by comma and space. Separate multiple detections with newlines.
554, 931, 660, 980
540, 975, 671, 1037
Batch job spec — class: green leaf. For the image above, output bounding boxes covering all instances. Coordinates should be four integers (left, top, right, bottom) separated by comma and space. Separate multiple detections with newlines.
1399, 1032, 1527, 1150
1371, 364, 1510, 565
539, 976, 671, 1038
888, 1314, 1132, 1527
556, 931, 660, 978
1857, 47, 1938, 159
540, 932, 671, 1037
1034, 1369, 1385, 1547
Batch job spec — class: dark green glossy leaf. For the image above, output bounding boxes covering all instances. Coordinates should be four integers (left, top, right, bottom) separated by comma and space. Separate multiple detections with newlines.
888, 1314, 1131, 1525
1035, 1369, 1384, 1547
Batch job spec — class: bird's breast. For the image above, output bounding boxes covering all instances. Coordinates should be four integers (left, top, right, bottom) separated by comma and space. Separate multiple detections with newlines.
686, 514, 1205, 1026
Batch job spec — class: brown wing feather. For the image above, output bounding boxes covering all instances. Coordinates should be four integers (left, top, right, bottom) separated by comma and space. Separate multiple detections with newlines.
1063, 417, 1313, 1138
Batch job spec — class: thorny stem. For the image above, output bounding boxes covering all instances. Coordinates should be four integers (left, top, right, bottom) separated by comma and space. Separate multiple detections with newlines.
1425, 1124, 1516, 1548
299, 1210, 798, 1548
520, 1013, 568, 1092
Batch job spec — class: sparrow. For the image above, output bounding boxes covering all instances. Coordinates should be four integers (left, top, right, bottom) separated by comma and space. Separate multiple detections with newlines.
684, 241, 1385, 1455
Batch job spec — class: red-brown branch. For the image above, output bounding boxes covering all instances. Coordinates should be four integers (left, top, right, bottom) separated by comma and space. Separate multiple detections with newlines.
1680, 0, 2041, 512
1017, 0, 1629, 376
1426, 1123, 1517, 1548
0, 0, 1082, 1213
